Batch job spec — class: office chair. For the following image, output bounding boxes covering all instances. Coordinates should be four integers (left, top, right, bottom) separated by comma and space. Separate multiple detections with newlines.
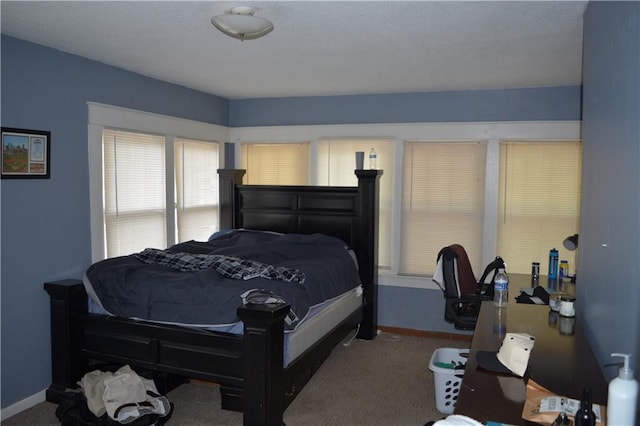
434, 244, 505, 331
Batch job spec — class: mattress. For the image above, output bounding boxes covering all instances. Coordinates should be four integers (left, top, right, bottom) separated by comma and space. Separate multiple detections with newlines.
286, 285, 362, 364
87, 284, 362, 366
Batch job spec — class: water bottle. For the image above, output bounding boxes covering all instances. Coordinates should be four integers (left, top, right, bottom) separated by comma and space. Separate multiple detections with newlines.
493, 268, 509, 307
368, 148, 377, 169
548, 248, 559, 279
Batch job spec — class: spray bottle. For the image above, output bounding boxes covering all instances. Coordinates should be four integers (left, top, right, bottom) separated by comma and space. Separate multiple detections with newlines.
607, 353, 639, 426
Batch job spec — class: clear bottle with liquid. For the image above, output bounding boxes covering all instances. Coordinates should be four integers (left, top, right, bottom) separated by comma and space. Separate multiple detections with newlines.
493, 267, 509, 307
368, 148, 377, 169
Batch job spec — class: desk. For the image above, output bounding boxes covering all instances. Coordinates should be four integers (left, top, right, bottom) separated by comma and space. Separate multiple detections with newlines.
454, 302, 607, 424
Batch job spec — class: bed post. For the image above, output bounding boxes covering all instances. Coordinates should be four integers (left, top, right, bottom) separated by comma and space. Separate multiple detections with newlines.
355, 169, 382, 340
218, 169, 246, 230
237, 303, 290, 426
44, 279, 88, 402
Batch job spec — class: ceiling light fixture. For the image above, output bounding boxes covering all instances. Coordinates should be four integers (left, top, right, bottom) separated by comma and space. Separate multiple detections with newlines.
211, 6, 273, 41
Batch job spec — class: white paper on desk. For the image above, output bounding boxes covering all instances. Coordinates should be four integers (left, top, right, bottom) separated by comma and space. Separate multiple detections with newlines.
540, 396, 603, 422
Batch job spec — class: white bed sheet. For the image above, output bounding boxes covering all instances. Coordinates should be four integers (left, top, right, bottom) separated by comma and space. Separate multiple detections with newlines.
285, 285, 362, 364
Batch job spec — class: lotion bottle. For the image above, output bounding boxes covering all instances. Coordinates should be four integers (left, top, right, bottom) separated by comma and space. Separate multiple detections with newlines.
607, 353, 639, 426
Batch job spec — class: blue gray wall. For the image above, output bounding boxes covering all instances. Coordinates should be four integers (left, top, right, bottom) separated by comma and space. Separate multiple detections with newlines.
0, 35, 228, 409
1, 34, 584, 409
230, 85, 581, 126
580, 0, 640, 399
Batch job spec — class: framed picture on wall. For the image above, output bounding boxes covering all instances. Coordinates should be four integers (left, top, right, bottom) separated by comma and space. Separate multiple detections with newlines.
1, 127, 51, 179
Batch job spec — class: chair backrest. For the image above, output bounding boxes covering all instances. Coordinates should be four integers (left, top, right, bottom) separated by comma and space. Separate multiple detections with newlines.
437, 244, 479, 298
436, 245, 506, 330
436, 244, 482, 328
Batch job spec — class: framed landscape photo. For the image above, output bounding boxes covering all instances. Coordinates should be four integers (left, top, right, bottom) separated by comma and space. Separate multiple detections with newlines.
1, 127, 51, 179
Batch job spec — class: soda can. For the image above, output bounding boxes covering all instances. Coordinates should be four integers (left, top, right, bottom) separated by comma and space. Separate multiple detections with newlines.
559, 260, 569, 278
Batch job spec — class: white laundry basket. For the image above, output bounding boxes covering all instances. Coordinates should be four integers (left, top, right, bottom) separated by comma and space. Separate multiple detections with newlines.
428, 348, 469, 414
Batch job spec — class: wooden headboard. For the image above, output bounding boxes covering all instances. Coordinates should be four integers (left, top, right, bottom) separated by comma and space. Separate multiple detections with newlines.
217, 169, 382, 339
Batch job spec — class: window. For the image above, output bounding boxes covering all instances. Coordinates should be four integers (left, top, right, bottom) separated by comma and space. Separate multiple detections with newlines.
103, 130, 167, 257
229, 121, 582, 288
317, 138, 394, 270
102, 131, 220, 258
88, 103, 227, 261
240, 138, 394, 269
241, 142, 309, 185
498, 141, 582, 274
174, 138, 220, 243
400, 141, 487, 276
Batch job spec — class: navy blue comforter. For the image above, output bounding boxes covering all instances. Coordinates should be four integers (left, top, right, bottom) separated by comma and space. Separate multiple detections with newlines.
84, 230, 361, 329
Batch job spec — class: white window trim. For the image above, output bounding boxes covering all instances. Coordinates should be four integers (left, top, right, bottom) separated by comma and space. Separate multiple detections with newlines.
230, 121, 581, 289
87, 102, 229, 262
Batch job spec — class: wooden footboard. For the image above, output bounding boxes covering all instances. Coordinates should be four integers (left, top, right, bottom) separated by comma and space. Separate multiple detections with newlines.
45, 279, 295, 425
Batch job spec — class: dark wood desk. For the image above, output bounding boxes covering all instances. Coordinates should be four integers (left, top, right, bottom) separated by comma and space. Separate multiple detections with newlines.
455, 302, 607, 424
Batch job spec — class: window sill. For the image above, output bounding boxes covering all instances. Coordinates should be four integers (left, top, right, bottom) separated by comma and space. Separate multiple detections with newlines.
378, 273, 441, 290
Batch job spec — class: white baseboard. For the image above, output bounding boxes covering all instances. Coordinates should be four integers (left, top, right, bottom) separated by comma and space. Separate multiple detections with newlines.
0, 389, 46, 421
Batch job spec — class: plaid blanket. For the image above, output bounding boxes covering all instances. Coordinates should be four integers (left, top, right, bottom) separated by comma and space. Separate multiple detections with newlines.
134, 248, 306, 285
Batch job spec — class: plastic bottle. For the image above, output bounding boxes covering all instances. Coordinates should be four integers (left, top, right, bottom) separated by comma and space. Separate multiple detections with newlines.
493, 267, 509, 307
574, 388, 596, 426
548, 248, 559, 279
368, 148, 377, 169
607, 353, 639, 426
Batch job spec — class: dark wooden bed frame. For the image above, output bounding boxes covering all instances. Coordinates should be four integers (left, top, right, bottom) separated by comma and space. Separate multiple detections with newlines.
44, 168, 381, 425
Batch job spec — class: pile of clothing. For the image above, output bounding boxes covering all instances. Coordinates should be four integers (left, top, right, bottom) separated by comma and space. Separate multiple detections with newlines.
56, 365, 173, 425
515, 286, 550, 305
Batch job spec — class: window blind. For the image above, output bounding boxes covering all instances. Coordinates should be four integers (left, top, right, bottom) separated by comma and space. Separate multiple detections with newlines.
103, 129, 167, 257
242, 143, 309, 185
498, 141, 582, 274
400, 141, 487, 276
175, 138, 219, 243
317, 138, 394, 269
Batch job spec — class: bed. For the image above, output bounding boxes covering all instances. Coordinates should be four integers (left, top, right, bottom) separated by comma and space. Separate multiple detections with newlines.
44, 168, 382, 425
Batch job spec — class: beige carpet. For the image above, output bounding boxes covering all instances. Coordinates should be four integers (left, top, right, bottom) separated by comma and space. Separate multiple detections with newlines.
2, 332, 469, 425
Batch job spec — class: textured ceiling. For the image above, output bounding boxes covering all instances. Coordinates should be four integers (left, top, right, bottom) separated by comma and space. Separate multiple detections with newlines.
1, 1, 588, 100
